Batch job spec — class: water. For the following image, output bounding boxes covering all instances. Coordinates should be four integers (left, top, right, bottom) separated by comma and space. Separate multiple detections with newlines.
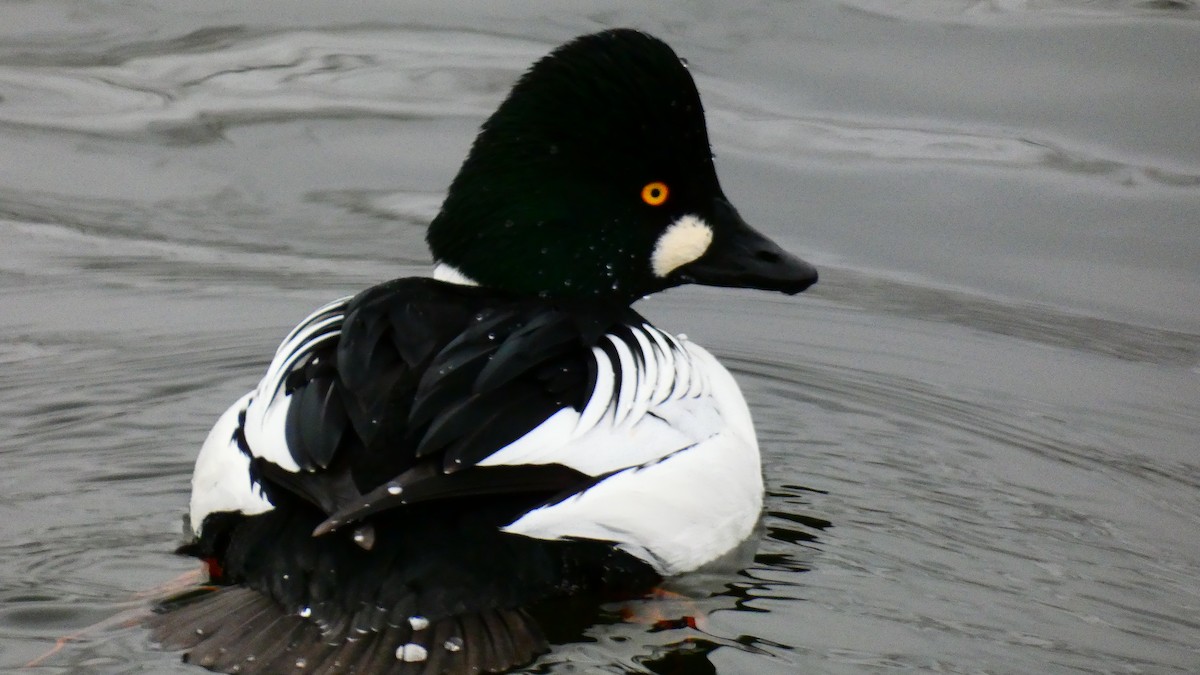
2, 2, 1198, 673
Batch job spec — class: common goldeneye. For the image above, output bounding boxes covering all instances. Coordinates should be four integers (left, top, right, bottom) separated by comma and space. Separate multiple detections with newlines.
151, 28, 817, 674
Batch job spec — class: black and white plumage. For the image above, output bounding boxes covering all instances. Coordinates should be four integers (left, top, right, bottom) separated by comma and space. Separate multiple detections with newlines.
157, 278, 760, 673
152, 28, 818, 675
192, 276, 762, 572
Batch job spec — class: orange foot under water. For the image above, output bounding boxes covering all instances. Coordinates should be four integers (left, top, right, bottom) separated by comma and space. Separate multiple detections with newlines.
619, 587, 710, 632
23, 566, 209, 669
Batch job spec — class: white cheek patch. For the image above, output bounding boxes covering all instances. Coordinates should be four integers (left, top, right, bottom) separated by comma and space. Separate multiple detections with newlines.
651, 215, 714, 278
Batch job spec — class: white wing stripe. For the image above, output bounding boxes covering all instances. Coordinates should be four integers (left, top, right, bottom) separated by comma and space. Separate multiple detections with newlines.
574, 345, 614, 437
644, 326, 677, 406
263, 315, 343, 394
242, 299, 350, 474
276, 296, 349, 347
666, 334, 691, 400
478, 327, 746, 480
625, 328, 657, 425
606, 335, 638, 428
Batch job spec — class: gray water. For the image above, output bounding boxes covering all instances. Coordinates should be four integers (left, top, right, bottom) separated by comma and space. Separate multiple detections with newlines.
2, 2, 1199, 673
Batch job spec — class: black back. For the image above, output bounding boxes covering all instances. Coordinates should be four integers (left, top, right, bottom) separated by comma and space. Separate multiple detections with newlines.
245, 278, 641, 535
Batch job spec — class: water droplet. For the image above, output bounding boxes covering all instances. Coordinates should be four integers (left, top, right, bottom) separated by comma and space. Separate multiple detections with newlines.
396, 643, 428, 662
294, 657, 307, 669
195, 628, 205, 636
299, 607, 312, 618
443, 636, 463, 652
408, 615, 430, 631
386, 482, 402, 496
352, 524, 376, 550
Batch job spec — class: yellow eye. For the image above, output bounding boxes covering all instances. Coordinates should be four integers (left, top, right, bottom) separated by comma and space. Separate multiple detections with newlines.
641, 181, 669, 206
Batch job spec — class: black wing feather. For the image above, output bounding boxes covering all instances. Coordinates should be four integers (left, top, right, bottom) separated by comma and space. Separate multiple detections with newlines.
416, 383, 550, 468
285, 367, 347, 470
314, 462, 587, 536
439, 385, 557, 471
406, 339, 498, 431
406, 305, 546, 432
250, 278, 644, 533
254, 459, 361, 517
473, 310, 582, 392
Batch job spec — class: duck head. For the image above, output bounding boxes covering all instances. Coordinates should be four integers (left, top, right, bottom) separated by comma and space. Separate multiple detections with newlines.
427, 29, 817, 303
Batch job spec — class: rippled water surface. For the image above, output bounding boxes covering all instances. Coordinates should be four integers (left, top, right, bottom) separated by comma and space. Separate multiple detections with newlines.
3, 2, 1198, 673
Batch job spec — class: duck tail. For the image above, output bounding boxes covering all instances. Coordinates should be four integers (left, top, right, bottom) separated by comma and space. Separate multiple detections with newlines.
148, 586, 548, 675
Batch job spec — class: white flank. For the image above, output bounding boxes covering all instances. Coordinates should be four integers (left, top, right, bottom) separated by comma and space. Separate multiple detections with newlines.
488, 331, 764, 574
191, 298, 349, 530
650, 215, 714, 278
190, 393, 274, 534
504, 434, 763, 575
477, 325, 710, 475
432, 262, 478, 286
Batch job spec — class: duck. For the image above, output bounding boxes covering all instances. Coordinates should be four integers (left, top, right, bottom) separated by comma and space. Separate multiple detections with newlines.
150, 28, 817, 675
